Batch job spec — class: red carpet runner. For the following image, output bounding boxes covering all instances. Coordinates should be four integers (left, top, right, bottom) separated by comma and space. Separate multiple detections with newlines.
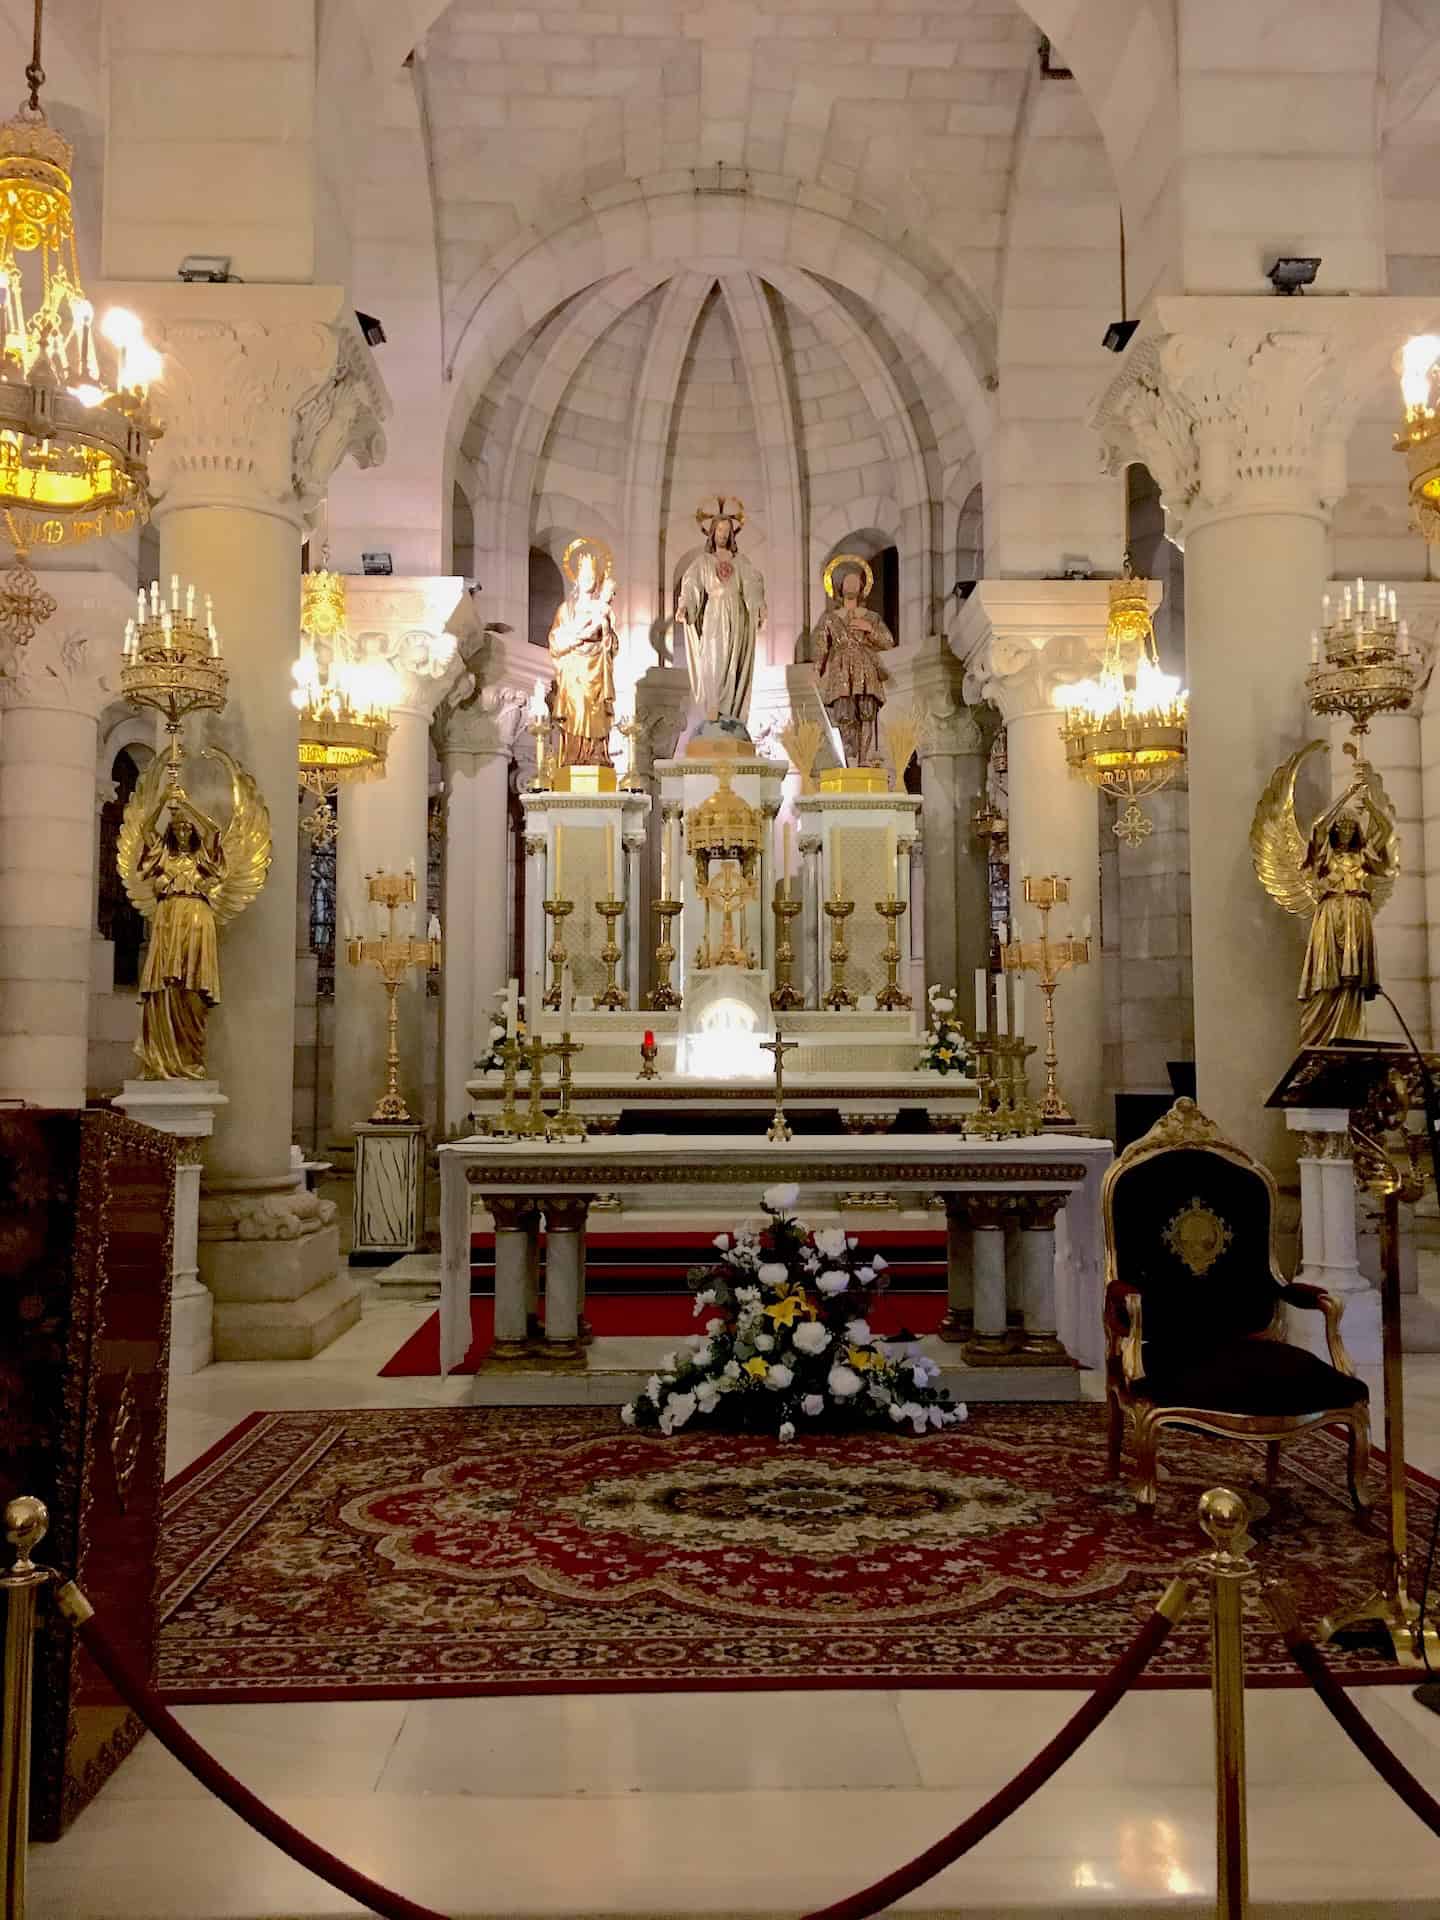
157, 1404, 1426, 1702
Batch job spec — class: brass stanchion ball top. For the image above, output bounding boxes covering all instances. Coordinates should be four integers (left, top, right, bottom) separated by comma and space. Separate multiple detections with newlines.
5, 1493, 49, 1563
1198, 1485, 1248, 1554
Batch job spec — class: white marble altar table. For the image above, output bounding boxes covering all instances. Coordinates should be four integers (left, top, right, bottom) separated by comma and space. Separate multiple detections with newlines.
438, 1133, 1112, 1377
467, 1069, 979, 1131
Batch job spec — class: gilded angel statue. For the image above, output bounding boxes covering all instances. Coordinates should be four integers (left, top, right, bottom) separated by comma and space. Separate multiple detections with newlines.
117, 748, 273, 1079
1250, 739, 1398, 1047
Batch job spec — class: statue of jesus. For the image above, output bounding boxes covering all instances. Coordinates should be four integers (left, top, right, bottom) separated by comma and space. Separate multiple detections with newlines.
678, 496, 766, 738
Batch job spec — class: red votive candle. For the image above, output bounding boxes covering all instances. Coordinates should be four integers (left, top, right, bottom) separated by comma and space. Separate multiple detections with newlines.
643, 1030, 655, 1048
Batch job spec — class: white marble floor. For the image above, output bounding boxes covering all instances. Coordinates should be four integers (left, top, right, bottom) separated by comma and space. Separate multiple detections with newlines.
26, 1285, 1440, 1918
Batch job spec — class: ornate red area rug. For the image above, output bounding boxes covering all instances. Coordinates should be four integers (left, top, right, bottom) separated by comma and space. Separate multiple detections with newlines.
156, 1405, 1428, 1702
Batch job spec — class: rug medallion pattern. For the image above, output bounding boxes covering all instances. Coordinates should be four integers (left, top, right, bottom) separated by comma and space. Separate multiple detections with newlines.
157, 1405, 1424, 1700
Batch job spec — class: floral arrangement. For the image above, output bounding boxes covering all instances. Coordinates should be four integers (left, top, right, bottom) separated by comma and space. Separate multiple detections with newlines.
478, 1004, 526, 1075
920, 983, 972, 1075
622, 1186, 966, 1439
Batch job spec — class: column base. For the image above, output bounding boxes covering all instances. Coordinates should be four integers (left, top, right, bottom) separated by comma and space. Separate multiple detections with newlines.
1013, 1332, 1076, 1366
937, 1307, 970, 1344
200, 1180, 360, 1361
961, 1331, 1013, 1366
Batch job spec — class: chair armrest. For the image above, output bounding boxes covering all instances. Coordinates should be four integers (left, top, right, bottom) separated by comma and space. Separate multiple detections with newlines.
1104, 1278, 1145, 1386
1277, 1282, 1356, 1377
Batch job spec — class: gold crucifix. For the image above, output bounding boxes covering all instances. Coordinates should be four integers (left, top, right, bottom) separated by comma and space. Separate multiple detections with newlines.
760, 1026, 799, 1143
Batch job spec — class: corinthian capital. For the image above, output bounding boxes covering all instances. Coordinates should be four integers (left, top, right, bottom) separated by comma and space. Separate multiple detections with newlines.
101, 284, 389, 525
1093, 295, 1440, 544
345, 576, 466, 712
951, 578, 1160, 726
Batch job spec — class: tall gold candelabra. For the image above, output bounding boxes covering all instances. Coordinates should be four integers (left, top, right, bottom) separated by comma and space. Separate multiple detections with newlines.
546, 1030, 588, 1140
1000, 874, 1090, 1127
345, 870, 442, 1122
771, 884, 803, 1010
649, 898, 682, 1009
594, 898, 627, 1010
823, 895, 857, 1010
543, 898, 573, 1010
875, 897, 911, 1010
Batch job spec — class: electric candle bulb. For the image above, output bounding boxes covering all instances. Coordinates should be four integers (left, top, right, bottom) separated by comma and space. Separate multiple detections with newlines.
170, 573, 179, 612
185, 583, 194, 620
210, 629, 219, 659
136, 588, 145, 626
150, 581, 159, 616
1391, 588, 1398, 624
1310, 631, 1320, 665
1322, 593, 1330, 622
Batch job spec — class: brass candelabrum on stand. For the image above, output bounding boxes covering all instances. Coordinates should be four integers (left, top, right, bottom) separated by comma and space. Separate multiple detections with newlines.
543, 898, 573, 1011
875, 897, 911, 1011
520, 1031, 552, 1138
649, 899, 682, 1009
486, 1037, 525, 1139
823, 896, 857, 1010
546, 1031, 587, 1140
345, 871, 442, 1122
760, 1028, 799, 1143
964, 1020, 1040, 1140
1000, 874, 1090, 1127
770, 885, 803, 1010
594, 898, 627, 1010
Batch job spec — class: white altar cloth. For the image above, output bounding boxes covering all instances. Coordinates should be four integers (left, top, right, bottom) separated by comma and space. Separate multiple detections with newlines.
438, 1132, 1112, 1376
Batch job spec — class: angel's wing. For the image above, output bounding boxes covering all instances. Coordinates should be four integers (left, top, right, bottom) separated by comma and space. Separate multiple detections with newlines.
1250, 739, 1325, 916
203, 746, 273, 927
115, 753, 169, 920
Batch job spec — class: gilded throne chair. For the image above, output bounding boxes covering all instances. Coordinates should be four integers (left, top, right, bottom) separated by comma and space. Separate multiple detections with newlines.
1102, 1098, 1371, 1513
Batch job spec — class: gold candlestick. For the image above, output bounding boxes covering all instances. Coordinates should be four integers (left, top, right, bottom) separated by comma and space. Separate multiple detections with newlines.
345, 870, 442, 1123
965, 1027, 1006, 1139
487, 1035, 524, 1138
649, 899, 683, 1009
875, 897, 911, 1010
1000, 874, 1090, 1127
543, 897, 573, 1010
771, 886, 803, 1010
546, 1031, 587, 1140
760, 1027, 799, 1143
518, 1031, 552, 1137
823, 897, 857, 1010
594, 898, 627, 1010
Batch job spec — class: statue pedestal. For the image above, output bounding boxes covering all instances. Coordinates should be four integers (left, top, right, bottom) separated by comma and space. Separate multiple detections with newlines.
353, 1120, 427, 1255
114, 1077, 229, 1375
1285, 1106, 1381, 1369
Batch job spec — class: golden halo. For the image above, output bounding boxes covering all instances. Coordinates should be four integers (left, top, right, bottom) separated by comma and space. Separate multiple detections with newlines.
694, 495, 746, 534
561, 536, 614, 584
824, 553, 874, 601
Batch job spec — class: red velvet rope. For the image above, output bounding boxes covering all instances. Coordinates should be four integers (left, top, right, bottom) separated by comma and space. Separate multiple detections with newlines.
74, 1612, 450, 1920
1281, 1628, 1440, 1841
797, 1600, 1182, 1920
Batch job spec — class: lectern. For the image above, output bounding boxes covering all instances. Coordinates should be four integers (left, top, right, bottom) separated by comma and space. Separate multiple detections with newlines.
1268, 1039, 1438, 1667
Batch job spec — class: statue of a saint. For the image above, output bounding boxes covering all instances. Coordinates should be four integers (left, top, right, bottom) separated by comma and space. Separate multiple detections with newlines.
547, 538, 619, 767
678, 496, 766, 736
1251, 739, 1399, 1047
815, 555, 896, 767
118, 749, 272, 1079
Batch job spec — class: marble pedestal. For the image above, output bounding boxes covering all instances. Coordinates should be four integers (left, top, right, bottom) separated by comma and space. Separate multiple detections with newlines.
114, 1077, 229, 1375
199, 1179, 359, 1361
1286, 1107, 1381, 1370
353, 1120, 427, 1256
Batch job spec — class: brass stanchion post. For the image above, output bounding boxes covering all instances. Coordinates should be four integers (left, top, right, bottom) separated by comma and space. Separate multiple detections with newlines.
2, 1497, 51, 1920
1198, 1487, 1253, 1919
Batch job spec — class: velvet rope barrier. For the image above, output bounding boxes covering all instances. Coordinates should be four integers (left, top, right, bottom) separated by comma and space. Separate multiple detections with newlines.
54, 1584, 451, 1920
797, 1578, 1193, 1920
1264, 1585, 1440, 1842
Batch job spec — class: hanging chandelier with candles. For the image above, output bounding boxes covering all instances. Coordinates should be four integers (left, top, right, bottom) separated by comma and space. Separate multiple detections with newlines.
1396, 334, 1440, 543
1054, 562, 1188, 847
292, 566, 396, 846
1307, 576, 1416, 737
0, 0, 162, 651
120, 573, 225, 769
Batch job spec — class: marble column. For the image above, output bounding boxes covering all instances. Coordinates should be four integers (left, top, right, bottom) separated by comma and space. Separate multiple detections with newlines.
1018, 1194, 1067, 1361
490, 1196, 538, 1360
955, 582, 1137, 1139
543, 1197, 589, 1356
0, 578, 129, 1106
939, 1195, 972, 1343
964, 1202, 1009, 1363
1095, 297, 1435, 1168
130, 285, 388, 1357
434, 692, 522, 1137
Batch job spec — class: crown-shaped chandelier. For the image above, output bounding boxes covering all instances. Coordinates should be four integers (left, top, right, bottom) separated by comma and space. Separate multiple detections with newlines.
292, 566, 395, 846
1307, 577, 1415, 738
1054, 561, 1188, 847
0, 0, 162, 652
1396, 335, 1440, 543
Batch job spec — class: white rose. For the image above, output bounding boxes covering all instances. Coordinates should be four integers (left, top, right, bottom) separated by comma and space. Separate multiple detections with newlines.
846, 1319, 874, 1347
828, 1364, 862, 1398
801, 1393, 825, 1416
723, 1360, 741, 1379
696, 1381, 720, 1412
817, 1270, 850, 1295
667, 1391, 697, 1430
706, 1317, 725, 1335
857, 1265, 875, 1283
872, 1254, 888, 1272
932, 996, 955, 1015
792, 1321, 831, 1356
646, 1374, 663, 1404
814, 1227, 848, 1260
766, 1363, 794, 1389
757, 1262, 789, 1287
755, 1333, 774, 1352
763, 1183, 800, 1212
620, 1402, 637, 1426
713, 1233, 731, 1250
778, 1421, 796, 1442
691, 1342, 714, 1369
736, 1286, 760, 1304
927, 1405, 947, 1428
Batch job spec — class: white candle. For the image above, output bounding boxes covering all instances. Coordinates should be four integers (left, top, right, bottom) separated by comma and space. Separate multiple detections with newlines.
885, 824, 896, 900
1310, 631, 1320, 665
1390, 588, 1398, 624
975, 967, 988, 1034
406, 856, 416, 877
149, 580, 159, 616
1013, 978, 1025, 1043
170, 572, 179, 612
606, 824, 616, 898
783, 819, 792, 886
554, 824, 564, 896
661, 815, 672, 899
832, 839, 842, 901
136, 588, 145, 626
428, 914, 441, 943
185, 583, 195, 620
505, 976, 518, 1033
996, 975, 1009, 1036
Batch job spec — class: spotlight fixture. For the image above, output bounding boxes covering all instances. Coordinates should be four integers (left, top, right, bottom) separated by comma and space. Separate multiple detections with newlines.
355, 310, 386, 347
1102, 318, 1139, 354
1266, 256, 1321, 295
362, 551, 393, 576
177, 254, 235, 283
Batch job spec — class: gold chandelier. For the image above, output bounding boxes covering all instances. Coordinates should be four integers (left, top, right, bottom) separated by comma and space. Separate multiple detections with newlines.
292, 567, 395, 845
1054, 562, 1188, 847
0, 0, 161, 648
1396, 335, 1440, 542
1307, 576, 1415, 737
120, 576, 226, 765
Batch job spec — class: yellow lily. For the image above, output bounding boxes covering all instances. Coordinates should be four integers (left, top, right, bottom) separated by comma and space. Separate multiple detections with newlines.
764, 1294, 803, 1327
744, 1356, 770, 1378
